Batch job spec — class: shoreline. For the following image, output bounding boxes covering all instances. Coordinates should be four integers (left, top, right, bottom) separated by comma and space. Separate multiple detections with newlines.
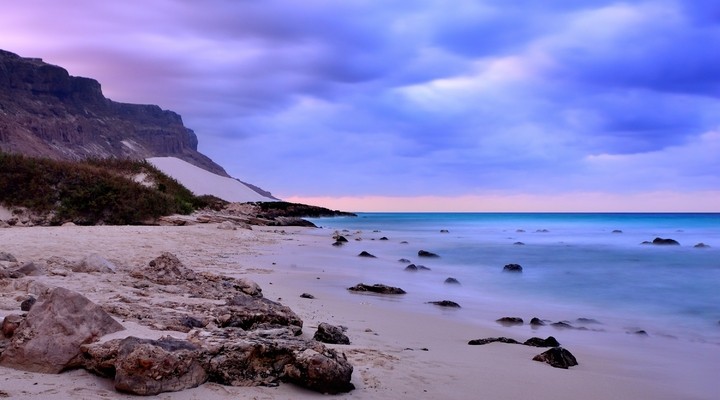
1, 223, 718, 399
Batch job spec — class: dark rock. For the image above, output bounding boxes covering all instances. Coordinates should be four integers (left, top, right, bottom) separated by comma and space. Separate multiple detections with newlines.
379, 237, 389, 241
576, 317, 600, 324
334, 235, 349, 243
427, 300, 461, 308
641, 241, 653, 245
180, 316, 207, 329
220, 295, 303, 333
314, 323, 350, 345
13, 262, 44, 277
400, 241, 409, 244
347, 283, 406, 295
632, 330, 649, 336
440, 229, 449, 233
19, 296, 36, 312
530, 317, 545, 326
516, 229, 526, 233
468, 337, 520, 345
651, 237, 680, 246
444, 277, 461, 285
523, 336, 560, 347
694, 243, 711, 248
1, 314, 24, 338
612, 229, 623, 233
418, 250, 439, 258
300, 293, 315, 299
513, 242, 525, 245
0, 252, 17, 262
496, 317, 524, 326
398, 258, 411, 263
358, 251, 376, 258
404, 264, 418, 271
536, 229, 549, 233
551, 321, 574, 329
417, 265, 431, 271
503, 263, 523, 273
332, 241, 344, 246
0, 287, 125, 373
532, 347, 578, 369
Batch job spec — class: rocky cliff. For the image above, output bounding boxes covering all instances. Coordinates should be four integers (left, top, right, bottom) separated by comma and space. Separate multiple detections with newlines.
0, 49, 227, 176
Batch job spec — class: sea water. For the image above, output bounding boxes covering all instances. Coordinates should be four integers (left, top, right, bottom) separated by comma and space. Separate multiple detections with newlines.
307, 213, 720, 343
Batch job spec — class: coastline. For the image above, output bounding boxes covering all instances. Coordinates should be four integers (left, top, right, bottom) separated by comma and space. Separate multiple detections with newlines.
1, 223, 718, 399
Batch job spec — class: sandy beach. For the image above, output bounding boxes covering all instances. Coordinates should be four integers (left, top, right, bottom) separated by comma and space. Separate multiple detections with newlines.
1, 223, 718, 399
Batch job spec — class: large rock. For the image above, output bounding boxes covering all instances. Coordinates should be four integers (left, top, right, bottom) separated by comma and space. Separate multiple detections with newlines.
651, 237, 680, 246
418, 250, 439, 258
314, 323, 350, 345
217, 295, 303, 334
503, 263, 523, 273
347, 283, 406, 295
523, 336, 560, 347
532, 347, 578, 369
0, 287, 125, 373
130, 252, 197, 285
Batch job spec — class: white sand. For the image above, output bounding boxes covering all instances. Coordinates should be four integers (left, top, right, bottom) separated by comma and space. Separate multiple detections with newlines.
1, 224, 718, 399
146, 157, 275, 202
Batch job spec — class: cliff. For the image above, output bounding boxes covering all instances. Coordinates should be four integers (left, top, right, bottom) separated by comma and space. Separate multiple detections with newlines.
0, 49, 227, 176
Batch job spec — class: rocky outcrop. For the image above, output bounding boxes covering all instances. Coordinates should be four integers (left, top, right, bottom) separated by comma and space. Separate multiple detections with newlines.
314, 323, 350, 345
0, 49, 226, 175
347, 283, 406, 295
0, 287, 125, 373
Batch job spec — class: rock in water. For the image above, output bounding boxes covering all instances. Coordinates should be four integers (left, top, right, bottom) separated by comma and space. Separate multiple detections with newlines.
444, 277, 461, 285
503, 263, 523, 272
347, 283, 406, 295
358, 251, 376, 258
418, 250, 439, 258
468, 337, 520, 345
651, 237, 680, 246
523, 336, 560, 347
496, 317, 524, 326
314, 323, 350, 345
427, 300, 461, 308
532, 347, 578, 369
0, 287, 124, 373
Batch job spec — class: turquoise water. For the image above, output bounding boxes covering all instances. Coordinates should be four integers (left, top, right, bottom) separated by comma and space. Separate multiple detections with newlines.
308, 213, 720, 341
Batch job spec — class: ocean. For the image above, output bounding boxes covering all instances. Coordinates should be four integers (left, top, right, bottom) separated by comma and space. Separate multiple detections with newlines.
307, 213, 720, 343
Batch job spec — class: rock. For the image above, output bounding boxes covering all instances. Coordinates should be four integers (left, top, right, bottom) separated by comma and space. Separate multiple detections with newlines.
418, 250, 439, 258
358, 251, 376, 258
19, 296, 36, 311
468, 337, 520, 345
632, 330, 649, 336
400, 241, 409, 244
440, 229, 449, 233
652, 237, 680, 246
694, 243, 711, 248
0, 252, 17, 262
13, 262, 44, 277
576, 317, 600, 324
314, 323, 350, 345
72, 254, 117, 273
427, 300, 461, 308
379, 237, 389, 241
612, 229, 623, 233
0, 287, 124, 373
513, 242, 525, 245
334, 235, 349, 243
398, 258, 411, 263
532, 347, 578, 369
1, 314, 24, 337
217, 221, 237, 230
417, 265, 431, 270
404, 264, 418, 271
523, 336, 560, 347
332, 241, 344, 246
300, 293, 315, 299
496, 317, 524, 326
130, 252, 197, 285
551, 321, 574, 329
347, 283, 406, 295
179, 316, 207, 330
219, 295, 303, 333
536, 229, 550, 233
516, 229, 526, 233
503, 263, 523, 272
444, 277, 461, 285
281, 347, 355, 394
62, 221, 77, 226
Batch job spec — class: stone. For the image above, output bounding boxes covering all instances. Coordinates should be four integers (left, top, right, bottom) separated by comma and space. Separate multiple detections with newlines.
334, 235, 349, 243
551, 321, 574, 329
530, 317, 545, 326
358, 251, 376, 258
0, 287, 125, 373
1, 314, 24, 337
217, 221, 237, 230
398, 258, 411, 263
218, 295, 304, 333
612, 229, 623, 233
19, 296, 36, 311
347, 283, 406, 295
379, 237, 389, 241
503, 263, 523, 273
13, 262, 44, 277
651, 237, 680, 245
404, 264, 418, 271
72, 253, 117, 273
129, 252, 197, 285
427, 300, 461, 308
513, 242, 525, 245
0, 252, 17, 262
300, 293, 315, 299
417, 265, 431, 270
468, 337, 520, 345
440, 229, 449, 233
496, 317, 524, 326
418, 250, 439, 258
523, 336, 560, 347
532, 347, 578, 369
444, 277, 461, 285
694, 243, 710, 248
576, 317, 600, 324
314, 323, 350, 345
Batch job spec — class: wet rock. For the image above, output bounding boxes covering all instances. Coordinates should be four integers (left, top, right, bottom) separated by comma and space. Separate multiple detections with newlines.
631, 330, 649, 336
532, 347, 578, 369
523, 336, 560, 347
536, 229, 550, 233
332, 241, 344, 246
0, 252, 17, 262
130, 252, 197, 285
358, 251, 376, 258
300, 293, 315, 299
347, 283, 406, 295
427, 300, 461, 308
379, 237, 389, 241
651, 237, 680, 246
418, 250, 439, 258
400, 241, 409, 244
440, 229, 449, 233
496, 317, 524, 326
19, 296, 36, 311
503, 263, 523, 273
72, 254, 117, 274
694, 243, 711, 248
468, 337, 520, 345
404, 264, 418, 271
417, 265, 431, 270
0, 287, 124, 373
314, 323, 350, 345
530, 317, 545, 326
516, 229, 526, 233
398, 258, 411, 263
444, 277, 461, 285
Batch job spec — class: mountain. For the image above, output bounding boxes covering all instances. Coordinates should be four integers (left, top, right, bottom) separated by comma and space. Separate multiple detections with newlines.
0, 49, 226, 176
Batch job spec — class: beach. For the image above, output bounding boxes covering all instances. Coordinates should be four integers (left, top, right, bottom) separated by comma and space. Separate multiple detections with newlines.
1, 222, 719, 399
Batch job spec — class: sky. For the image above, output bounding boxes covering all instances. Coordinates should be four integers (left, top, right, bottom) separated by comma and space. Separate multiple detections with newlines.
1, 0, 719, 211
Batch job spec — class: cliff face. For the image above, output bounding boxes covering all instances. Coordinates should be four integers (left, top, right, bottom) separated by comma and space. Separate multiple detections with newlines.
0, 49, 227, 176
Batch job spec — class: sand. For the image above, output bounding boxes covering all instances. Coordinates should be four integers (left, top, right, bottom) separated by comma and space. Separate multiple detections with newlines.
1, 223, 718, 399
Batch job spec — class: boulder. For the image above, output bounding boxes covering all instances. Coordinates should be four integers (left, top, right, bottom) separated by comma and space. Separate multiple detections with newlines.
72, 254, 117, 273
217, 295, 303, 333
496, 317, 524, 326
19, 296, 36, 311
282, 347, 355, 394
130, 252, 197, 285
468, 337, 520, 345
358, 251, 376, 258
347, 283, 406, 295
0, 252, 17, 262
523, 336, 560, 347
503, 263, 523, 273
418, 250, 439, 258
551, 321, 574, 329
379, 237, 389, 241
427, 300, 461, 308
0, 287, 125, 373
314, 323, 350, 345
444, 277, 461, 285
404, 264, 418, 271
651, 237, 680, 246
532, 347, 578, 369
529, 317, 545, 326
300, 293, 315, 299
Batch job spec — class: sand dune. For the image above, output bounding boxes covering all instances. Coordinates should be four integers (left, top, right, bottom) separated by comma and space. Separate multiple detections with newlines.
147, 157, 276, 203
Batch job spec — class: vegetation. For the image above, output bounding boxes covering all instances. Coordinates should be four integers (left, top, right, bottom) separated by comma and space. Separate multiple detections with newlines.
0, 152, 226, 225
253, 201, 356, 219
